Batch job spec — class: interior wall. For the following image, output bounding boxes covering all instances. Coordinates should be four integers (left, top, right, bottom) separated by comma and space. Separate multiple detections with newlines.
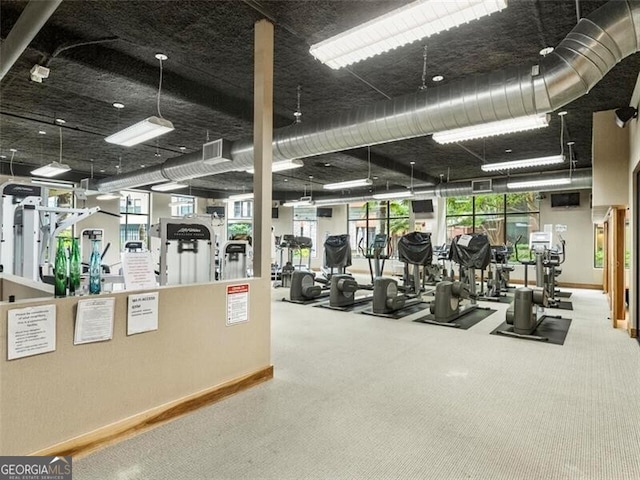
628, 73, 640, 336
0, 278, 272, 455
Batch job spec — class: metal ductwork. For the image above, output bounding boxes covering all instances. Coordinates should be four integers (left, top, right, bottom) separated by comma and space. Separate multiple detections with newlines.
95, 0, 639, 193
0, 0, 63, 81
312, 169, 592, 205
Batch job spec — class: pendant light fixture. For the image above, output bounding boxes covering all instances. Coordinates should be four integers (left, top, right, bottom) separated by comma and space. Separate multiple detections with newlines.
105, 53, 174, 146
31, 125, 71, 177
323, 147, 373, 190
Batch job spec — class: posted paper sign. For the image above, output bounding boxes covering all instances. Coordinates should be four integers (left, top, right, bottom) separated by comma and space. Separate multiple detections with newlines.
127, 292, 159, 335
7, 304, 56, 360
226, 284, 249, 326
458, 234, 473, 247
74, 297, 115, 345
121, 252, 157, 290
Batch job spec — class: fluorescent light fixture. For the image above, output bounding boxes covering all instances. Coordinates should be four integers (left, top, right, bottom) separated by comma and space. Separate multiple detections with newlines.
507, 178, 571, 189
151, 181, 187, 192
282, 199, 314, 207
31, 179, 74, 188
96, 193, 122, 201
105, 116, 174, 147
246, 159, 304, 174
481, 155, 565, 172
432, 114, 549, 144
372, 190, 415, 200
227, 192, 254, 201
323, 178, 373, 190
168, 199, 194, 207
30, 161, 71, 177
310, 0, 507, 69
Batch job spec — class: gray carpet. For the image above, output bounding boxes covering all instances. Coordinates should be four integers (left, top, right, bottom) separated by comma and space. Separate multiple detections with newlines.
75, 287, 640, 480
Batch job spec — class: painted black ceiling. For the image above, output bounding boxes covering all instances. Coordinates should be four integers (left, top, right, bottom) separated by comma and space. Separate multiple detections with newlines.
0, 0, 638, 201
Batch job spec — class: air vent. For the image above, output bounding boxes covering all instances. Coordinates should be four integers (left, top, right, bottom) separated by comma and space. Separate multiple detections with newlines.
202, 139, 232, 165
472, 179, 492, 193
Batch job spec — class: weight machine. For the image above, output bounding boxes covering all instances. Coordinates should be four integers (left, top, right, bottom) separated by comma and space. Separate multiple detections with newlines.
0, 182, 100, 282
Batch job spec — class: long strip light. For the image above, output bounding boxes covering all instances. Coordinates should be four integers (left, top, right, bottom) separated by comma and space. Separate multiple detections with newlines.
282, 198, 315, 207
432, 114, 549, 144
227, 192, 254, 201
246, 159, 303, 174
31, 161, 71, 178
372, 190, 415, 200
96, 192, 122, 201
310, 0, 507, 69
151, 181, 187, 192
481, 155, 565, 172
507, 178, 571, 189
323, 178, 373, 190
105, 116, 174, 147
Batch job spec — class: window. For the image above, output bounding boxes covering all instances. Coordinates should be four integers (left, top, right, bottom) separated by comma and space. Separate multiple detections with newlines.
293, 206, 317, 259
446, 193, 540, 261
594, 224, 604, 268
120, 191, 150, 249
347, 200, 410, 258
170, 195, 195, 217
227, 200, 253, 241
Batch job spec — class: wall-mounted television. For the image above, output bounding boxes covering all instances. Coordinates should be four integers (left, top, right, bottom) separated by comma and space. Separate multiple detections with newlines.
551, 192, 580, 208
411, 199, 434, 214
317, 207, 333, 218
271, 207, 279, 219
206, 205, 225, 217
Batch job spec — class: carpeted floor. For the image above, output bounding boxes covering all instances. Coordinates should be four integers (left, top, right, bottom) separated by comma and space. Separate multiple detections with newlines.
75, 287, 640, 480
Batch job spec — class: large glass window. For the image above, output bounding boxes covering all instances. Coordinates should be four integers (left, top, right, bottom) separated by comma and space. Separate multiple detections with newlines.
227, 200, 252, 241
170, 195, 195, 217
293, 206, 317, 260
347, 200, 410, 258
446, 193, 540, 260
120, 191, 149, 249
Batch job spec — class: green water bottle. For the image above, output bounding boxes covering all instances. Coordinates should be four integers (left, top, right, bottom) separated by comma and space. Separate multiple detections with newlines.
89, 239, 101, 294
54, 237, 68, 297
69, 237, 81, 295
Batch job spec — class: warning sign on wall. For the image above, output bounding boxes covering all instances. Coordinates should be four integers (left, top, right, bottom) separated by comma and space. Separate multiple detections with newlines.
226, 284, 249, 326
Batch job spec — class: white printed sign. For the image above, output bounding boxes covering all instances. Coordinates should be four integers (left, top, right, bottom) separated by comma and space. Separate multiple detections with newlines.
74, 297, 115, 345
121, 252, 157, 290
458, 234, 473, 247
7, 305, 56, 360
127, 292, 159, 335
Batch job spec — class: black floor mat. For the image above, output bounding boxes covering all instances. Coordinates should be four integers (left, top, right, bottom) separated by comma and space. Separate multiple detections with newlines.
490, 316, 572, 345
550, 300, 573, 311
361, 301, 429, 319
314, 296, 373, 312
413, 307, 496, 330
281, 294, 330, 306
478, 295, 513, 304
555, 291, 572, 298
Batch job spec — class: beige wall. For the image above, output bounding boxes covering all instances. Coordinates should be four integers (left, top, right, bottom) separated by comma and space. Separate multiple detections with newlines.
592, 110, 630, 207
628, 73, 640, 335
0, 278, 271, 455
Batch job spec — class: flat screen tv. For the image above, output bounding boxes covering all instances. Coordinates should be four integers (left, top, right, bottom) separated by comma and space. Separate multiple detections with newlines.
551, 192, 580, 208
271, 207, 279, 219
317, 207, 333, 218
206, 205, 225, 217
411, 199, 434, 214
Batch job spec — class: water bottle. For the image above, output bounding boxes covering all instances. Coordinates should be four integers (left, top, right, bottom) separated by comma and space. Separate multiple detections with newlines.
89, 239, 101, 294
54, 237, 68, 297
69, 237, 81, 295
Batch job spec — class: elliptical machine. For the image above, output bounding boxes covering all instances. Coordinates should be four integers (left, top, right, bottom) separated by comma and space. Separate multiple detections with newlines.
497, 287, 551, 341
286, 234, 352, 304
367, 232, 432, 317
425, 233, 491, 326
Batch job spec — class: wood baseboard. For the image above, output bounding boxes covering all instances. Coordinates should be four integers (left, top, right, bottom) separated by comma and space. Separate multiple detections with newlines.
31, 365, 274, 459
507, 279, 603, 290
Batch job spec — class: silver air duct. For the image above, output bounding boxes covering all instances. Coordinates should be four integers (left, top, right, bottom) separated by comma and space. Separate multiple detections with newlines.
312, 169, 592, 205
95, 0, 639, 193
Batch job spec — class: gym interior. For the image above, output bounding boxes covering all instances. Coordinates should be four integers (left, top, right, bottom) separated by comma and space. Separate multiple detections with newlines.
1, 1, 640, 478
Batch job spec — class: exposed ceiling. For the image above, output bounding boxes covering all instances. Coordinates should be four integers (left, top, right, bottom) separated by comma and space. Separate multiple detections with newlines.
0, 0, 638, 201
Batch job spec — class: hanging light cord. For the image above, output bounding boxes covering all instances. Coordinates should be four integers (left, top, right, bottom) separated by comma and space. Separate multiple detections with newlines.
59, 126, 63, 163
157, 56, 165, 118
559, 115, 565, 158
420, 45, 428, 91
294, 84, 303, 124
9, 150, 15, 178
410, 162, 415, 192
367, 146, 372, 180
